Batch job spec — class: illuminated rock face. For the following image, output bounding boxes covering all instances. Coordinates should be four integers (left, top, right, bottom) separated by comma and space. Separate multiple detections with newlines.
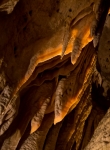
0, 0, 110, 150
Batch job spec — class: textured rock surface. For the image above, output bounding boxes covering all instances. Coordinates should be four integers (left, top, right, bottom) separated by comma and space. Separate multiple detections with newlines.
84, 108, 110, 150
98, 14, 110, 81
0, 0, 19, 14
0, 0, 110, 150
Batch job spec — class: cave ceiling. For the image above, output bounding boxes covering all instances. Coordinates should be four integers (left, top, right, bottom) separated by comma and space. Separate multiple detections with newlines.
0, 0, 110, 150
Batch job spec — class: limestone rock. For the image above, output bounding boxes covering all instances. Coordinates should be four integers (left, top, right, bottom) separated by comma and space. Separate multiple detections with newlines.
0, 0, 109, 149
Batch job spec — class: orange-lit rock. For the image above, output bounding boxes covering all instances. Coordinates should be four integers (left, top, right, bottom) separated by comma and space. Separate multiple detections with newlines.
0, 0, 110, 150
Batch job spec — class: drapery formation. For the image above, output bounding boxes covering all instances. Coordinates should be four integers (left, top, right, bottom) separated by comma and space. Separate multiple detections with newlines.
0, 0, 110, 150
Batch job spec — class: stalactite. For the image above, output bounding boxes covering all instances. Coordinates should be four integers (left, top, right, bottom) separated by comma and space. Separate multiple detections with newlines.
0, 0, 109, 149
30, 97, 51, 134
19, 113, 54, 150
54, 42, 96, 124
61, 24, 71, 59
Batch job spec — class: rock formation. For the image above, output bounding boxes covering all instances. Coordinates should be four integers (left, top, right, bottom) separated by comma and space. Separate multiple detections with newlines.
0, 0, 110, 149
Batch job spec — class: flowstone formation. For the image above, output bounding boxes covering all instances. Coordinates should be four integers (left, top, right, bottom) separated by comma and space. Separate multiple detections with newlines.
0, 0, 110, 150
